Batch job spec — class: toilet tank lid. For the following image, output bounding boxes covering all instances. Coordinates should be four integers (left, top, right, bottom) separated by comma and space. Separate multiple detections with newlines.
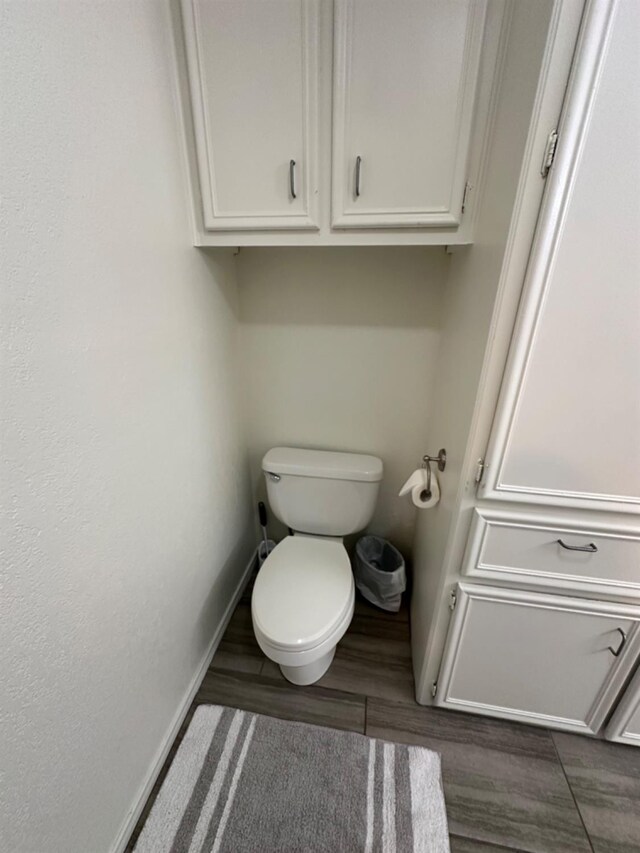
262, 447, 383, 483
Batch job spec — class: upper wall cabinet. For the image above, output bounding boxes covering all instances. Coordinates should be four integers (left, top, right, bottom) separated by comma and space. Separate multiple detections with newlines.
181, 0, 320, 231
178, 0, 505, 245
331, 0, 487, 229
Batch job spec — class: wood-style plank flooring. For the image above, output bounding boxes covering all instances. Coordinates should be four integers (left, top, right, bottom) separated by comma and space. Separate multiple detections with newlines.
127, 576, 640, 852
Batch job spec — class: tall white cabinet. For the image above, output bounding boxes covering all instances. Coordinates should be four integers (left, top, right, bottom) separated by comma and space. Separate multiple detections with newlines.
481, 0, 640, 511
425, 0, 640, 742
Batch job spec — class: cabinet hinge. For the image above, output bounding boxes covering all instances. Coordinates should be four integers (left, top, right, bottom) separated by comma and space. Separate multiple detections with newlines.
541, 129, 558, 178
474, 458, 486, 487
431, 681, 438, 698
461, 181, 472, 214
449, 590, 457, 611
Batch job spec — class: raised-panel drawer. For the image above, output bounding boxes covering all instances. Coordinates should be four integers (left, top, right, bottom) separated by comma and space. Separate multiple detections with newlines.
463, 509, 640, 597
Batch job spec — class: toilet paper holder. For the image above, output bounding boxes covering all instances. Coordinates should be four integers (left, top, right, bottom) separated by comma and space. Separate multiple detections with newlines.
422, 448, 447, 472
399, 452, 445, 505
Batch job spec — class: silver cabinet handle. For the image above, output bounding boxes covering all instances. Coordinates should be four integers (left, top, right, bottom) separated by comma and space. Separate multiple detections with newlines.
608, 627, 627, 657
355, 155, 362, 197
289, 160, 296, 199
557, 539, 598, 553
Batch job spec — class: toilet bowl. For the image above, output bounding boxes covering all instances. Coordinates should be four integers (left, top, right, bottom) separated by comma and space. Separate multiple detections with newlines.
251, 446, 383, 685
252, 535, 354, 685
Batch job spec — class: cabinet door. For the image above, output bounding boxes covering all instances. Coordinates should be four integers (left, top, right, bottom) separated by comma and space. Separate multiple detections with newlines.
331, 0, 486, 229
436, 583, 640, 734
605, 665, 640, 746
482, 0, 640, 511
181, 0, 319, 231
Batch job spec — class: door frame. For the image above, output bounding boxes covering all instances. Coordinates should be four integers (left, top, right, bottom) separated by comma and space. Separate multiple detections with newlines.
605, 665, 640, 745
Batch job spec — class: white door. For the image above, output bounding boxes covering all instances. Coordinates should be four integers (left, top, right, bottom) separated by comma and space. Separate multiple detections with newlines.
436, 583, 640, 735
482, 0, 640, 511
181, 0, 319, 231
331, 0, 486, 229
605, 665, 640, 746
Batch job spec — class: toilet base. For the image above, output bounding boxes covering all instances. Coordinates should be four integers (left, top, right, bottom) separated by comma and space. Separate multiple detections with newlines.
278, 647, 336, 686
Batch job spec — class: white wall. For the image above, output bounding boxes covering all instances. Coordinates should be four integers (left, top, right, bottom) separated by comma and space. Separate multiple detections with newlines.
0, 3, 253, 852
236, 247, 448, 555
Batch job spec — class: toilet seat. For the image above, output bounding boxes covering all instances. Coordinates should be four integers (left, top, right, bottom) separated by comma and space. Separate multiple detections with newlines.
252, 535, 354, 653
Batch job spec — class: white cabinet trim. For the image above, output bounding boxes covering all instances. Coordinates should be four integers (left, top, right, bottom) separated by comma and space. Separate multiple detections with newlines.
605, 665, 640, 746
436, 582, 640, 734
330, 0, 487, 229
181, 0, 320, 231
480, 0, 638, 513
463, 507, 640, 598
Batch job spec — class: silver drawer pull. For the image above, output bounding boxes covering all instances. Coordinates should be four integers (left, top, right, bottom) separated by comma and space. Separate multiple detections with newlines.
289, 160, 296, 199
608, 627, 627, 657
355, 155, 362, 197
557, 538, 598, 553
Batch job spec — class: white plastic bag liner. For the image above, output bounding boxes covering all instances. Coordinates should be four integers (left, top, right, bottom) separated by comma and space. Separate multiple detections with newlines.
354, 536, 406, 612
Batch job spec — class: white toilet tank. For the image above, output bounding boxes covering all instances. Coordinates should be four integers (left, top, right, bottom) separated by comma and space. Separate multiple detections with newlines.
262, 447, 383, 537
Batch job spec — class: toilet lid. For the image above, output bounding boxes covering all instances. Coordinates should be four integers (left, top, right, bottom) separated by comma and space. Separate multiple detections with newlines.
252, 536, 354, 652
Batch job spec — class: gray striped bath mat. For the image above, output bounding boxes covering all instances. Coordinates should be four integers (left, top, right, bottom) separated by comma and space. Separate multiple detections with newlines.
135, 704, 449, 852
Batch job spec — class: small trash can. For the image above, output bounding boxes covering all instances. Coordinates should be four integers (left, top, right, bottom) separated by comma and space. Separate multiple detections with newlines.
354, 535, 406, 613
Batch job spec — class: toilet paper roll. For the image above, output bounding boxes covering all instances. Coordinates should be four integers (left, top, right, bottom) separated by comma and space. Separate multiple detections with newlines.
398, 467, 440, 509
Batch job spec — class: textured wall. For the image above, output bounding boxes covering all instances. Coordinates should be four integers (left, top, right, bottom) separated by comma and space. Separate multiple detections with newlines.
0, 3, 252, 851
236, 247, 447, 555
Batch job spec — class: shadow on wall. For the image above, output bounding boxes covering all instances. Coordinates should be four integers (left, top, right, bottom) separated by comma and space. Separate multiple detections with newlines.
198, 248, 242, 321
193, 531, 256, 657
234, 246, 447, 328
230, 246, 452, 557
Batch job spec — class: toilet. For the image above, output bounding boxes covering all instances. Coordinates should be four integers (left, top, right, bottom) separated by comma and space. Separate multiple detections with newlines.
251, 447, 383, 686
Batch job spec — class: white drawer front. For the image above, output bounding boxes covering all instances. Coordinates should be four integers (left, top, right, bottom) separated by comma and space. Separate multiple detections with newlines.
464, 509, 640, 597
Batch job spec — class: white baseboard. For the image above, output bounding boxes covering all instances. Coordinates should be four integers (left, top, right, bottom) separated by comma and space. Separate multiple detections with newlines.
110, 548, 258, 853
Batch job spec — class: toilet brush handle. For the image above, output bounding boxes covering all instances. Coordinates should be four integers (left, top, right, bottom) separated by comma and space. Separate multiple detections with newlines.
258, 501, 268, 528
